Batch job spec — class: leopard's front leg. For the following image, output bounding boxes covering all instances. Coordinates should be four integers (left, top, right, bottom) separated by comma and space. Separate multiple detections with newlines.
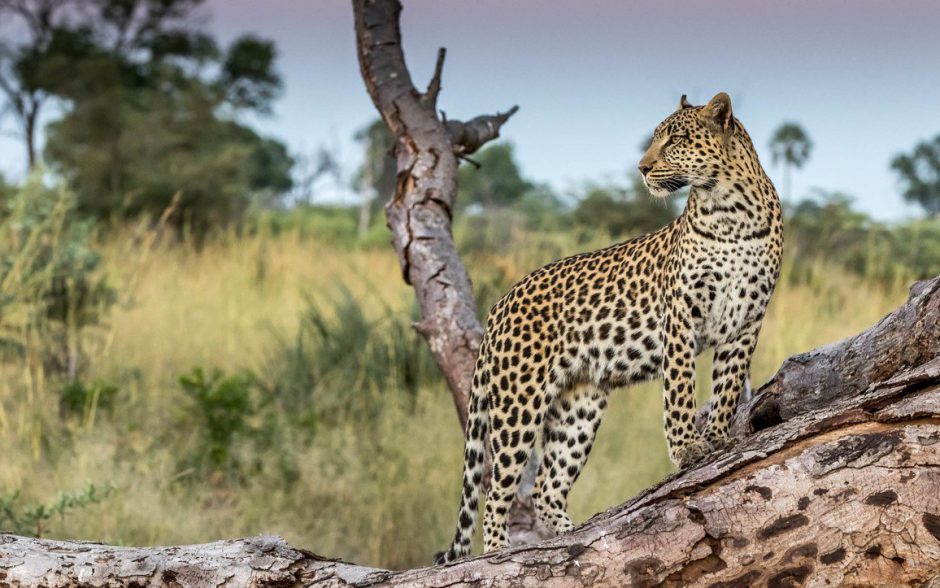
704, 324, 760, 450
662, 299, 710, 469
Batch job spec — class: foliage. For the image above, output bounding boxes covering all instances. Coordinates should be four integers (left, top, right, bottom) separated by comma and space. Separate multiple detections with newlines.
219, 35, 283, 113
0, 0, 85, 168
179, 367, 255, 471
0, 0, 292, 231
0, 176, 114, 371
570, 174, 679, 240
59, 378, 119, 420
249, 204, 360, 243
262, 288, 439, 434
891, 134, 940, 218
787, 189, 940, 281
0, 484, 114, 538
457, 143, 534, 211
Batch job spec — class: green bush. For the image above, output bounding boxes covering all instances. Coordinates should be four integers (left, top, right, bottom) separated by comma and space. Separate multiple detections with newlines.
0, 484, 114, 538
248, 205, 359, 244
0, 175, 114, 374
262, 288, 439, 434
787, 191, 940, 282
179, 367, 256, 471
569, 175, 679, 241
59, 379, 119, 421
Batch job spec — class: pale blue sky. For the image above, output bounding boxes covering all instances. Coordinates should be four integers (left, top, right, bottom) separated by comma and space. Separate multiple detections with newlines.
2, 0, 938, 220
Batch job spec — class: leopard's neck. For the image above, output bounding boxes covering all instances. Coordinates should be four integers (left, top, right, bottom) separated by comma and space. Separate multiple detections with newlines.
684, 135, 781, 243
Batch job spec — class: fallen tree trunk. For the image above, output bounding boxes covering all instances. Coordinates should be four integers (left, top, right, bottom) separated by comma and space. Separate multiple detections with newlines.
4, 279, 940, 586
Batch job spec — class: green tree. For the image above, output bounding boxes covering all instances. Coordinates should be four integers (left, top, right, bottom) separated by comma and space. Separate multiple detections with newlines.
769, 122, 813, 202
457, 143, 532, 211
891, 135, 940, 218
787, 189, 873, 257
27, 0, 292, 231
570, 173, 678, 239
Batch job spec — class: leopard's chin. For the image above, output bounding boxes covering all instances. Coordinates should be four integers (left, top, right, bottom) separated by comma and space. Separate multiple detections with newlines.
645, 177, 688, 198
647, 185, 672, 198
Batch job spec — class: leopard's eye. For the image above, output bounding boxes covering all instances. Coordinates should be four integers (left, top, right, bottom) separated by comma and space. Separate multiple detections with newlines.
667, 134, 687, 146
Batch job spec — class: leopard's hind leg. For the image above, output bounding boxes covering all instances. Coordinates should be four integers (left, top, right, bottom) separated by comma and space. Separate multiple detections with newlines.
481, 382, 555, 552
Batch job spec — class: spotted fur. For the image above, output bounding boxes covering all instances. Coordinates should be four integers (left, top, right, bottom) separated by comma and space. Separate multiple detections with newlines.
435, 93, 783, 563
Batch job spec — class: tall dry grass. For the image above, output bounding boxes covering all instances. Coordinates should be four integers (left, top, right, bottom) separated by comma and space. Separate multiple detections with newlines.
0, 225, 912, 569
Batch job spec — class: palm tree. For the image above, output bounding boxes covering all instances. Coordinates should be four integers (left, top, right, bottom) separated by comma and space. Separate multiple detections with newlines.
769, 123, 813, 203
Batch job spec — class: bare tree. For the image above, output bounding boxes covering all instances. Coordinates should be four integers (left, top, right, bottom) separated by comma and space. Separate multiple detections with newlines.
352, 0, 515, 426
351, 0, 552, 547
291, 147, 343, 205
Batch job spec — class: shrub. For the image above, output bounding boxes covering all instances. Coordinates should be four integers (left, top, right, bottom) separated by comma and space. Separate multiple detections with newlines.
59, 379, 120, 421
0, 175, 114, 375
262, 288, 439, 434
179, 367, 255, 471
0, 483, 114, 538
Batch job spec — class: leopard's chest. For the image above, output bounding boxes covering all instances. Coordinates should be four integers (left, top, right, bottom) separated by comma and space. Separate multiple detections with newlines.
681, 239, 777, 348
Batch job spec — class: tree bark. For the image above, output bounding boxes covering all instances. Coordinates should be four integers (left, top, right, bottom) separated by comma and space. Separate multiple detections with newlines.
3, 279, 940, 586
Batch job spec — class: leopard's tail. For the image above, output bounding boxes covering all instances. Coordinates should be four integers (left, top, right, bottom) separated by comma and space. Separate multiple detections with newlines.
433, 349, 489, 564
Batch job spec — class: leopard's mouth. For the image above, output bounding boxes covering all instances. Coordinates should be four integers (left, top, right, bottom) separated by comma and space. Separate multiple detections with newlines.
645, 176, 689, 197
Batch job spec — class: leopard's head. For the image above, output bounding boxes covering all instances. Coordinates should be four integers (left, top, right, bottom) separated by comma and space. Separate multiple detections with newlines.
638, 92, 738, 198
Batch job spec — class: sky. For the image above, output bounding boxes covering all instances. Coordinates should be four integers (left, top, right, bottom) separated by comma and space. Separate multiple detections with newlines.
2, 0, 939, 220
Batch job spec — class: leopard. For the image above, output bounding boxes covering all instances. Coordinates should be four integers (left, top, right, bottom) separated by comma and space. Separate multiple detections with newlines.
434, 92, 783, 563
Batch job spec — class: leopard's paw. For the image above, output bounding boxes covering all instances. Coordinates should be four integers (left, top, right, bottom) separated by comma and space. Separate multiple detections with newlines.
670, 437, 711, 469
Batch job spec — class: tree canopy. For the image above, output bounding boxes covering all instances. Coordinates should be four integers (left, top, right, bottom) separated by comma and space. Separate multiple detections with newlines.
457, 143, 533, 211
571, 174, 678, 238
891, 134, 940, 218
0, 0, 294, 231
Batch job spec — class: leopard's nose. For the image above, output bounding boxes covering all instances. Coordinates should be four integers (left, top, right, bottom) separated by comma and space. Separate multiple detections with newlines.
638, 164, 653, 176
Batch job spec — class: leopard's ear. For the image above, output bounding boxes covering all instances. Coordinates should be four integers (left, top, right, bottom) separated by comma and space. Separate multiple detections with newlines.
676, 94, 693, 111
702, 92, 733, 134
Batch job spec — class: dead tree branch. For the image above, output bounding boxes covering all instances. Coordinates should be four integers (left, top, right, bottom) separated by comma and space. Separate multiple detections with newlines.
352, 0, 545, 545
353, 0, 515, 427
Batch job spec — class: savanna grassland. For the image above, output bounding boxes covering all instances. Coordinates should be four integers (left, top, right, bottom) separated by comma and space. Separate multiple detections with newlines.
0, 195, 913, 570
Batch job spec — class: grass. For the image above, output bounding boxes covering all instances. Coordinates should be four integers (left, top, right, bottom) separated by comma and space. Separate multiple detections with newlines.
0, 224, 912, 569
